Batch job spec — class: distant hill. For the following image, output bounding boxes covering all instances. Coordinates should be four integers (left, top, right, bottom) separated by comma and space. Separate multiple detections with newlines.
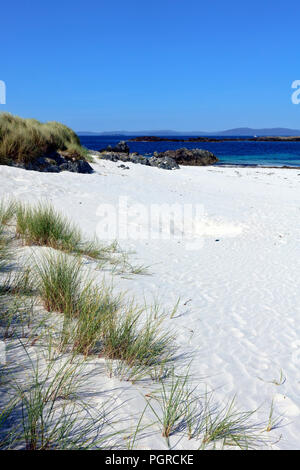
77, 128, 300, 137
77, 130, 190, 136
213, 127, 300, 136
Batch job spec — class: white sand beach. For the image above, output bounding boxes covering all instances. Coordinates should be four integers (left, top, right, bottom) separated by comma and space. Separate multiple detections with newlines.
1, 159, 300, 449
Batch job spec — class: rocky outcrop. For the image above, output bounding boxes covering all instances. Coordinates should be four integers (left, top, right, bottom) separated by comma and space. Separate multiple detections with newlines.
99, 140, 130, 154
97, 145, 218, 169
98, 151, 179, 170
148, 156, 179, 170
155, 148, 218, 166
99, 152, 150, 166
57, 159, 94, 174
13, 152, 94, 174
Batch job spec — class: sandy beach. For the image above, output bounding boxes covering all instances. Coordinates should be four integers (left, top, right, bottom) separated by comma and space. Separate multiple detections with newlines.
0, 159, 300, 449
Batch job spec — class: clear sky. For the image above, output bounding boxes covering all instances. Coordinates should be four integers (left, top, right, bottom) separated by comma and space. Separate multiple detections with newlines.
1, 0, 300, 132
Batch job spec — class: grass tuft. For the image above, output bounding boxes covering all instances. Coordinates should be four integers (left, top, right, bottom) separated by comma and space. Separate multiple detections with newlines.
16, 203, 81, 251
199, 395, 262, 449
147, 369, 195, 444
0, 198, 16, 225
62, 283, 121, 357
4, 350, 113, 450
35, 250, 174, 378
35, 251, 83, 316
0, 223, 10, 272
16, 202, 116, 262
102, 307, 174, 372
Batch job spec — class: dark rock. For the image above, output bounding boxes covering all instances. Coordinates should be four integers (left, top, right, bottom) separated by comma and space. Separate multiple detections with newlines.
121, 154, 150, 165
114, 141, 130, 153
35, 152, 65, 166
34, 156, 62, 171
99, 152, 150, 166
99, 140, 130, 154
76, 159, 94, 174
9, 152, 93, 174
98, 151, 124, 162
98, 151, 179, 170
59, 162, 75, 172
59, 159, 93, 174
35, 156, 50, 167
156, 148, 218, 166
52, 153, 69, 165
46, 165, 60, 173
111, 152, 129, 162
148, 156, 179, 170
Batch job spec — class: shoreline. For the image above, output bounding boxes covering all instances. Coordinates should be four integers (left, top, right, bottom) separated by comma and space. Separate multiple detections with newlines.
90, 150, 300, 170
215, 163, 300, 169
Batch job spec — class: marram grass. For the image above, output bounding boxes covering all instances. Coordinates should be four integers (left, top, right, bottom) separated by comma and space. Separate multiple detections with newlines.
0, 199, 16, 271
34, 250, 174, 377
62, 283, 121, 356
35, 251, 83, 316
2, 347, 118, 450
16, 202, 112, 260
0, 200, 276, 450
0, 112, 87, 165
101, 306, 175, 369
0, 222, 9, 271
16, 203, 81, 252
0, 198, 16, 225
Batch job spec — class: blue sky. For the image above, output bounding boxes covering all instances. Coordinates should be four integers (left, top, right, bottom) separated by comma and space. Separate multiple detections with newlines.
1, 0, 299, 131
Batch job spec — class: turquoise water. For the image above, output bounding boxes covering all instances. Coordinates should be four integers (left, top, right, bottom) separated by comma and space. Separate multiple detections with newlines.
79, 136, 300, 167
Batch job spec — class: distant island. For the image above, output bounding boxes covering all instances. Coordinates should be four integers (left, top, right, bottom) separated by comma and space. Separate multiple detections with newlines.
128, 135, 300, 142
77, 127, 300, 137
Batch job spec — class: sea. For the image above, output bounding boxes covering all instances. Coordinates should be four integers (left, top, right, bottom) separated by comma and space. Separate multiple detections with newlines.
79, 135, 300, 167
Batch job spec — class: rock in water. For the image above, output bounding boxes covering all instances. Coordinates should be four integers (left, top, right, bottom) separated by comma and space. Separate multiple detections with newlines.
113, 141, 130, 153
98, 147, 218, 170
99, 140, 130, 154
156, 148, 218, 166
